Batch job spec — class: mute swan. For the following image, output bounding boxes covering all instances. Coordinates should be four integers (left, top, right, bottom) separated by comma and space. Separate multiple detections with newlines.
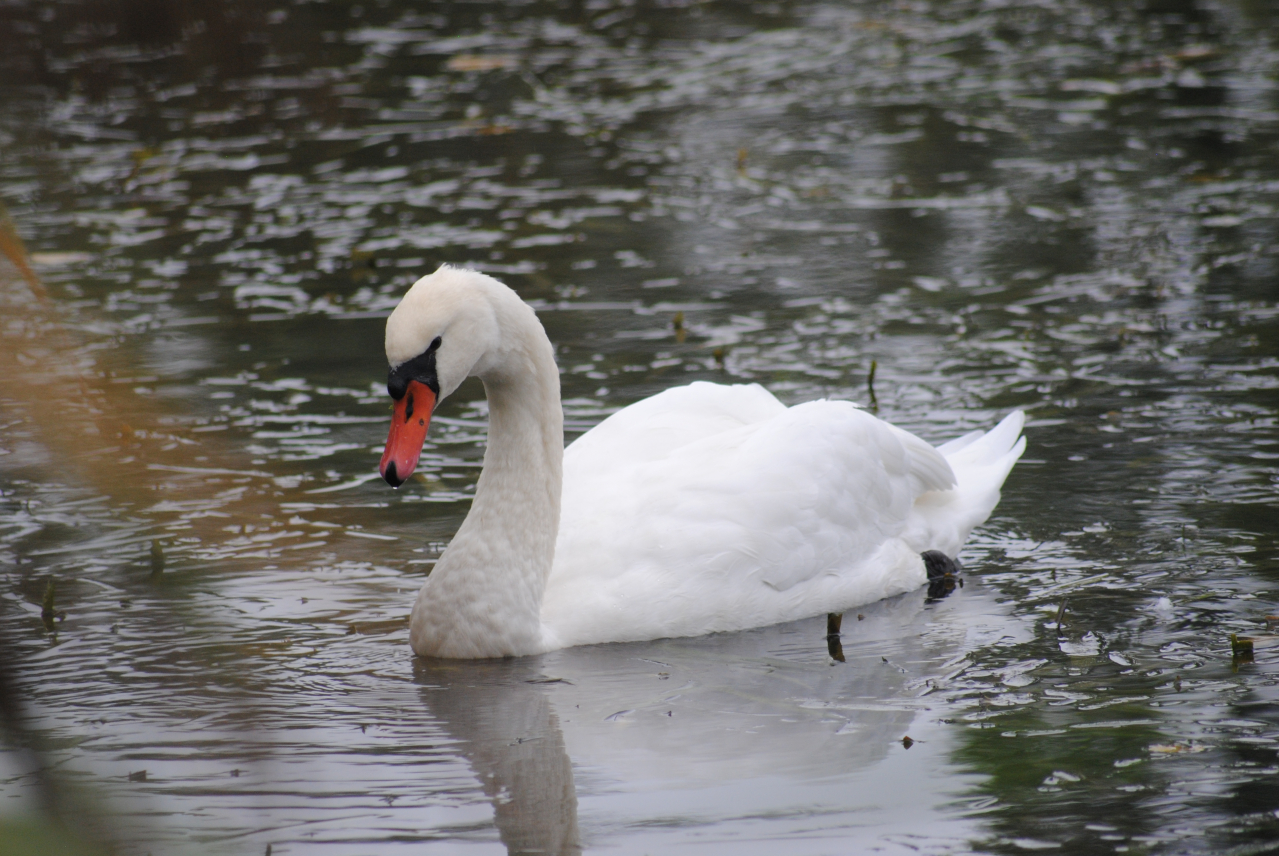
380, 266, 1025, 659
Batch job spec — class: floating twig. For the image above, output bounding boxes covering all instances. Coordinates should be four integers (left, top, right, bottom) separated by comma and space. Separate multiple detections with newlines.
867, 360, 878, 411
1230, 633, 1254, 664
40, 580, 64, 632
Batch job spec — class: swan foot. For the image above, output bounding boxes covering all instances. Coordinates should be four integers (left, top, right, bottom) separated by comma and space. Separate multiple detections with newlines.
826, 613, 845, 662
922, 550, 963, 601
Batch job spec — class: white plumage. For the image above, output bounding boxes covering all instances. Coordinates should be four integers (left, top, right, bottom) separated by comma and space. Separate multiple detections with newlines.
381, 266, 1025, 659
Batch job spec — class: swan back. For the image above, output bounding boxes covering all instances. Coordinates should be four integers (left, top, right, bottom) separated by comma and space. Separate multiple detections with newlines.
565, 382, 785, 468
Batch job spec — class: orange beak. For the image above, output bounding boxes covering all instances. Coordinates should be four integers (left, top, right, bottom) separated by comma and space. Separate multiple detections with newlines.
380, 380, 436, 487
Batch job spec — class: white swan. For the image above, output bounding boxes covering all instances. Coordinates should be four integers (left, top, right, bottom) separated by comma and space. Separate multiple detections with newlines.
379, 266, 1025, 659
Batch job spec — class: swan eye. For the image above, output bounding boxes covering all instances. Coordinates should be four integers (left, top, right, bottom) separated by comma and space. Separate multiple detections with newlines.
387, 338, 442, 400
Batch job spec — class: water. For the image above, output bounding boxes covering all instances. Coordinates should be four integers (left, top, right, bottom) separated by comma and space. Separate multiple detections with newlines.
2, 0, 1278, 852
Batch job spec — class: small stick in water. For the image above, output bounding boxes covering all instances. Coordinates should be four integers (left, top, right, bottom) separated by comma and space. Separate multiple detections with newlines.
150, 539, 165, 576
867, 360, 878, 411
40, 580, 64, 632
1231, 633, 1254, 664
41, 580, 55, 626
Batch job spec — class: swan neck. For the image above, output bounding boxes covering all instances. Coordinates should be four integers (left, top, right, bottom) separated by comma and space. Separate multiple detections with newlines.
478, 359, 564, 545
410, 299, 562, 658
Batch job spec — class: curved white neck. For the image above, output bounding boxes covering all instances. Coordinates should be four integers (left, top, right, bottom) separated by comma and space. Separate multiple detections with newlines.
409, 300, 562, 658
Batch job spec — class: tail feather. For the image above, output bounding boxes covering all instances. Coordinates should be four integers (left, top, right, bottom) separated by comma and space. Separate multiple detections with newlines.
934, 428, 983, 456
903, 411, 1025, 558
945, 410, 1025, 470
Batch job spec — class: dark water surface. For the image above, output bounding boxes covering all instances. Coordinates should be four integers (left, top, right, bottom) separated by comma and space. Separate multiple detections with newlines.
2, 0, 1278, 853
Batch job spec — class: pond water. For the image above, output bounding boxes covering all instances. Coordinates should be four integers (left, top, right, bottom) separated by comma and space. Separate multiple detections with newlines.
2, 0, 1278, 853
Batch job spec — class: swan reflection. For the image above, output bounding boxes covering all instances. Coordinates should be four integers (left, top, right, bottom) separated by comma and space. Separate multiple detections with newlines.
413, 581, 1024, 852
413, 658, 582, 855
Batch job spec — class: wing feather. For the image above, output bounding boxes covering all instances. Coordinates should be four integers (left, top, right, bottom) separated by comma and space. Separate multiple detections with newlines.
549, 395, 944, 641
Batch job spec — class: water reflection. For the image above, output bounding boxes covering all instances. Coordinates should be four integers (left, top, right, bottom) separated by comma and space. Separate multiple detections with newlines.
414, 659, 581, 856
410, 585, 1023, 854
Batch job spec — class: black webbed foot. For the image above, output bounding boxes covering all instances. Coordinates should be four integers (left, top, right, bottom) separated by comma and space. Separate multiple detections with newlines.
922, 550, 963, 601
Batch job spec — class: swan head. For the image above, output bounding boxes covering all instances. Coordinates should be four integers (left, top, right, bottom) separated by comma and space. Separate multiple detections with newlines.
380, 265, 503, 487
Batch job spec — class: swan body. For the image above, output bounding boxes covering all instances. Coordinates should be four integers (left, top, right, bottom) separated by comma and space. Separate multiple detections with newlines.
380, 266, 1025, 659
